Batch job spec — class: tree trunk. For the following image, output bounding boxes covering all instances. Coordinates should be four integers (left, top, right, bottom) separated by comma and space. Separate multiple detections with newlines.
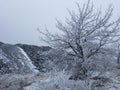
117, 52, 120, 69
69, 60, 87, 80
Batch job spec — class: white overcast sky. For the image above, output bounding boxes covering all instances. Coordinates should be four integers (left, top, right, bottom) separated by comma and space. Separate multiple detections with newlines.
0, 0, 120, 46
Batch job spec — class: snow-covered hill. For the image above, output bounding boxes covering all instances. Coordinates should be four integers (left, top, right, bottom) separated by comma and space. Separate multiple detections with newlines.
16, 44, 52, 72
0, 42, 38, 74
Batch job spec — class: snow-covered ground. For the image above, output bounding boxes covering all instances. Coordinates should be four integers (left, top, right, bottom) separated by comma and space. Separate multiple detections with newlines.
0, 73, 46, 90
0, 69, 120, 90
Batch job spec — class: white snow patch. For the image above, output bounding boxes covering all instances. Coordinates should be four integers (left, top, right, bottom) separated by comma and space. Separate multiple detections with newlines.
17, 47, 39, 73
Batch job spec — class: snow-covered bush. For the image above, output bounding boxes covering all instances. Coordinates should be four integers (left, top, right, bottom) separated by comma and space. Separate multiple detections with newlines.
36, 71, 91, 90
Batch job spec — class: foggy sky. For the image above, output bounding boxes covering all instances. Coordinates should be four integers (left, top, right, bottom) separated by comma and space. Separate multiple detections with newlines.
0, 0, 120, 46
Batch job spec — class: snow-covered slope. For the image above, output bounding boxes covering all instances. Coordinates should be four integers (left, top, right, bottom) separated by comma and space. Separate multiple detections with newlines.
16, 44, 52, 72
0, 42, 38, 74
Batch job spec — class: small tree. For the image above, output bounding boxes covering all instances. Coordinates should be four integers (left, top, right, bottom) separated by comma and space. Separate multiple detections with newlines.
38, 0, 120, 79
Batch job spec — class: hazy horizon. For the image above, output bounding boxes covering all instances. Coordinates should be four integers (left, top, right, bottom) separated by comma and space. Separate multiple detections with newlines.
0, 0, 120, 46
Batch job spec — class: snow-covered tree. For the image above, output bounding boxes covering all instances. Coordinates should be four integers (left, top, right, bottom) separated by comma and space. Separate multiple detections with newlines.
38, 0, 120, 79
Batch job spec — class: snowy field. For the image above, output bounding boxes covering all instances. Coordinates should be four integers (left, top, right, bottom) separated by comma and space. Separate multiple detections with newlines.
0, 69, 120, 90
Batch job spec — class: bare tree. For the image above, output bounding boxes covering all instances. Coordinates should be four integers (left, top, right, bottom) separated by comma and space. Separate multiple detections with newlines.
38, 0, 120, 79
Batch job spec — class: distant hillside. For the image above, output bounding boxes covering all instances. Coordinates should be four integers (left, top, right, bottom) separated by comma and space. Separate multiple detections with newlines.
0, 42, 38, 74
16, 44, 52, 72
